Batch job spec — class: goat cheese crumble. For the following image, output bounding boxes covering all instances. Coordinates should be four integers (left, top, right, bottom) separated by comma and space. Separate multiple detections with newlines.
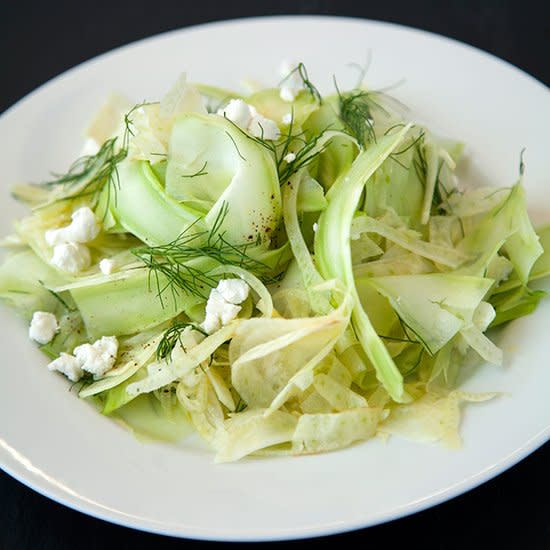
46, 207, 100, 273
283, 152, 296, 163
217, 99, 280, 141
47, 353, 83, 382
202, 279, 250, 334
279, 60, 304, 103
73, 336, 119, 377
99, 258, 115, 275
47, 336, 119, 382
28, 311, 58, 344
50, 242, 91, 273
45, 207, 100, 246
217, 99, 252, 129
281, 112, 293, 125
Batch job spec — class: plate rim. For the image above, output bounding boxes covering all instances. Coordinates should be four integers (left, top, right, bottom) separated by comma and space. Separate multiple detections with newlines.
1, 14, 549, 542
2, 14, 548, 120
3, 428, 549, 541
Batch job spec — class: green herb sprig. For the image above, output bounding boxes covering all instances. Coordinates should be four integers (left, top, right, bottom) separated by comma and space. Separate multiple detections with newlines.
280, 62, 323, 105
225, 112, 332, 184
180, 161, 209, 179
337, 88, 377, 148
156, 320, 207, 361
133, 204, 273, 308
33, 102, 154, 208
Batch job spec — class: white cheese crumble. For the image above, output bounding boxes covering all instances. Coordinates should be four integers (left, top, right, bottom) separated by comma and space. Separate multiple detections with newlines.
50, 242, 91, 274
202, 290, 241, 334
283, 152, 296, 163
73, 336, 119, 377
202, 279, 250, 334
248, 113, 281, 140
47, 353, 83, 382
46, 207, 100, 273
99, 258, 115, 275
280, 86, 298, 103
217, 99, 280, 141
281, 112, 293, 125
28, 311, 58, 344
45, 206, 100, 246
217, 278, 249, 304
279, 60, 304, 103
217, 99, 252, 129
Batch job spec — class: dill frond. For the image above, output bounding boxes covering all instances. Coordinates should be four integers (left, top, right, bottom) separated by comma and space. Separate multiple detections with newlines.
412, 135, 428, 183
224, 112, 332, 185
46, 288, 75, 312
407, 135, 451, 218
156, 320, 206, 361
277, 127, 332, 183
42, 137, 125, 203
234, 397, 248, 413
396, 314, 432, 355
280, 62, 323, 104
138, 251, 218, 308
519, 148, 526, 177
70, 372, 94, 393
430, 160, 446, 211
35, 102, 154, 209
180, 161, 208, 178
379, 334, 417, 344
225, 131, 247, 161
400, 347, 425, 377
132, 204, 274, 308
391, 130, 425, 157
336, 85, 377, 148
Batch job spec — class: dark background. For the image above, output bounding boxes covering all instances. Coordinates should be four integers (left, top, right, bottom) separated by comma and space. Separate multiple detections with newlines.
1, 1, 549, 548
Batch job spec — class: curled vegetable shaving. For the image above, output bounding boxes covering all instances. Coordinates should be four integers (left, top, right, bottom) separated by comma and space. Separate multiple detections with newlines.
316, 126, 412, 402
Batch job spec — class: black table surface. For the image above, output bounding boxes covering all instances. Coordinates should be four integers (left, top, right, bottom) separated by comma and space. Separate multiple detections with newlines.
1, 1, 549, 548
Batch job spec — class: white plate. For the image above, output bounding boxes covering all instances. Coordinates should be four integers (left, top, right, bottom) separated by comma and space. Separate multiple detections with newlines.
1, 16, 549, 542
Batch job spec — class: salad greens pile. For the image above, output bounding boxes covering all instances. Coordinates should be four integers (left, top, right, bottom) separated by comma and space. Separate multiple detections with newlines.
1, 65, 549, 462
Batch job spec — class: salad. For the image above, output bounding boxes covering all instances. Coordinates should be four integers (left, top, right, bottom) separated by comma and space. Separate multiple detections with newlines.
1, 63, 548, 462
